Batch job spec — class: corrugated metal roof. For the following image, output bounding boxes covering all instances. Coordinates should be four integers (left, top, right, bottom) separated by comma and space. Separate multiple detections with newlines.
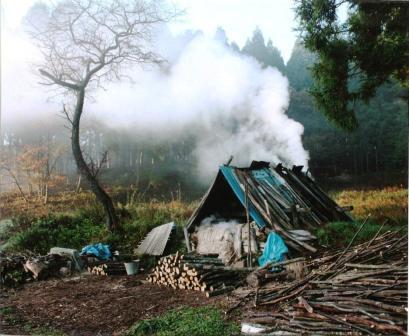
136, 222, 175, 256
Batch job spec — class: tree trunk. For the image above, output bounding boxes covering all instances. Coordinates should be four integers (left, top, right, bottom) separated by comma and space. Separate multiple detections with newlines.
75, 174, 82, 193
11, 171, 28, 203
72, 88, 118, 230
44, 183, 48, 205
374, 146, 379, 172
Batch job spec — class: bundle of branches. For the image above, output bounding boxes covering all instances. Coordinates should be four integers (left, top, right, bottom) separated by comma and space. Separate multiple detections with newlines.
147, 253, 252, 297
88, 261, 127, 276
242, 231, 408, 335
306, 230, 407, 275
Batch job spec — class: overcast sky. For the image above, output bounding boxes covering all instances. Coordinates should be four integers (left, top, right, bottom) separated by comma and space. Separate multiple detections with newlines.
1, 0, 299, 62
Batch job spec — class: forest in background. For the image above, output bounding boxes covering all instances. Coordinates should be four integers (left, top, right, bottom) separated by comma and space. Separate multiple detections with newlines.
1, 27, 407, 200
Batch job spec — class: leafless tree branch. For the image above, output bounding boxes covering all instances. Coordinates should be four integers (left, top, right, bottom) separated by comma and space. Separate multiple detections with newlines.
27, 0, 179, 92
61, 103, 74, 126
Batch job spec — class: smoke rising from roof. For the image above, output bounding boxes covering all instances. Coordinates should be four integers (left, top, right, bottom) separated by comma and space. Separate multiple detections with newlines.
2, 16, 309, 182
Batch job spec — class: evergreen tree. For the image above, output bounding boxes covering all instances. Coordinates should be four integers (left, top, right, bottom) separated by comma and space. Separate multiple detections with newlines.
242, 27, 285, 73
214, 26, 228, 45
295, 0, 408, 131
286, 40, 315, 90
286, 36, 407, 176
230, 41, 240, 53
266, 40, 286, 74
242, 27, 268, 63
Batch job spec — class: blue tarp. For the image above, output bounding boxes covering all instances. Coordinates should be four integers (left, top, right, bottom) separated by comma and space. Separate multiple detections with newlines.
219, 166, 297, 229
258, 232, 288, 267
80, 243, 111, 260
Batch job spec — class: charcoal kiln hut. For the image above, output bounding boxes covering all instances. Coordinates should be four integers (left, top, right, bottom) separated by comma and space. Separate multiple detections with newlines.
184, 161, 352, 261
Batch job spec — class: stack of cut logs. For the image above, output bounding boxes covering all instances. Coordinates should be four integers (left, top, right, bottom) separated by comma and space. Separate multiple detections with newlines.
147, 253, 251, 297
88, 262, 126, 276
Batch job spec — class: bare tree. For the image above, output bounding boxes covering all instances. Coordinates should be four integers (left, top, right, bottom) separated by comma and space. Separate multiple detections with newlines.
26, 0, 175, 230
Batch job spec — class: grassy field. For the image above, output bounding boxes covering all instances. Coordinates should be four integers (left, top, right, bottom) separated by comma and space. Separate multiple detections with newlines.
333, 187, 408, 225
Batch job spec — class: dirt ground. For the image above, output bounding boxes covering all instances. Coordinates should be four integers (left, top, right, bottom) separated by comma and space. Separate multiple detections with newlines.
0, 274, 228, 336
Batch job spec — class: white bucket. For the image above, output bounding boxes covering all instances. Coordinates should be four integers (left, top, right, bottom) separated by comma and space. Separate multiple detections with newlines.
124, 260, 139, 275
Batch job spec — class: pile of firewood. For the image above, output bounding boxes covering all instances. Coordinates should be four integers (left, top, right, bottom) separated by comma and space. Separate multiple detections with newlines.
0, 255, 32, 286
0, 253, 71, 286
88, 262, 127, 276
147, 253, 251, 297
241, 231, 408, 335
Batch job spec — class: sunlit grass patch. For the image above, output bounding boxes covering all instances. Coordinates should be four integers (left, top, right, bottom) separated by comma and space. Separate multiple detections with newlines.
126, 306, 239, 336
333, 187, 407, 225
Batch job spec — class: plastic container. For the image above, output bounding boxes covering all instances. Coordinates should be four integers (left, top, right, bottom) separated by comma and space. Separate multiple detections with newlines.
124, 260, 140, 275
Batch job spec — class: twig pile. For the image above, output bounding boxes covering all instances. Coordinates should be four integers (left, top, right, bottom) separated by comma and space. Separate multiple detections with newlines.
88, 262, 127, 276
244, 231, 408, 335
147, 253, 251, 297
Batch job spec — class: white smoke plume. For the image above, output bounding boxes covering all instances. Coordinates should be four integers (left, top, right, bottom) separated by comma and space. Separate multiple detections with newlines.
2, 12, 309, 182
90, 30, 309, 180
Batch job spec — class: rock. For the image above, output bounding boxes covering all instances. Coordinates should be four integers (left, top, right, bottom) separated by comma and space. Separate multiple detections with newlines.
59, 267, 71, 277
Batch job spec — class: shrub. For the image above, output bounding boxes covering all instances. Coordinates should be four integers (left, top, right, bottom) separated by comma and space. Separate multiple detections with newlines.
3, 213, 106, 254
126, 306, 239, 336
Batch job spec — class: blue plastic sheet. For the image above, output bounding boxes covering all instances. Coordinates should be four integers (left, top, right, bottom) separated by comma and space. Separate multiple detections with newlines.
80, 243, 111, 260
258, 232, 288, 267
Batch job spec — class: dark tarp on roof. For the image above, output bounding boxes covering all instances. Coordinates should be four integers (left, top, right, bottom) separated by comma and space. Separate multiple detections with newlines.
184, 161, 353, 253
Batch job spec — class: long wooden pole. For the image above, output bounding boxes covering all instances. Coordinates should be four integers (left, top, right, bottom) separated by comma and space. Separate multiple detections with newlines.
245, 179, 252, 267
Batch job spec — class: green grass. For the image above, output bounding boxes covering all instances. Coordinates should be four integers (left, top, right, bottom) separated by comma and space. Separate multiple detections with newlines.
0, 306, 23, 326
314, 220, 406, 247
23, 325, 66, 336
126, 306, 239, 336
